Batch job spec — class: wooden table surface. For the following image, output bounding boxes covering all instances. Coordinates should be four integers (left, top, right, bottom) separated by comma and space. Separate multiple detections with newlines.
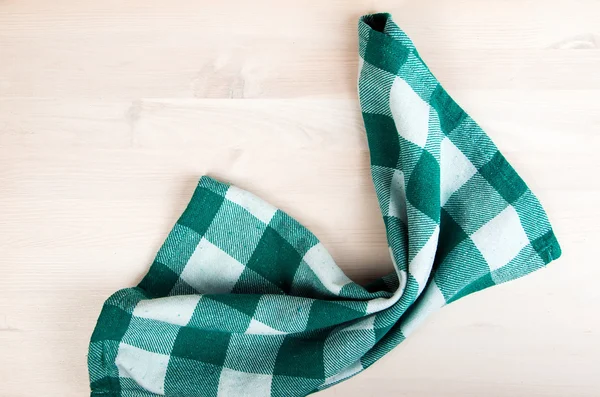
1, 1, 599, 396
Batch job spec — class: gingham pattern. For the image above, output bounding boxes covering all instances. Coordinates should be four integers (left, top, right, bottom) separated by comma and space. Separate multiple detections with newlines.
88, 13, 562, 397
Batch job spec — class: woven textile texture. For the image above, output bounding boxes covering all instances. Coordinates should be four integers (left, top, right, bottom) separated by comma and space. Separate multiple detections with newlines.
88, 13, 561, 397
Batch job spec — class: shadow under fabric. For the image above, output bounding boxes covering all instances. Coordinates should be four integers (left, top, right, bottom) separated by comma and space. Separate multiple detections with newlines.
88, 13, 562, 397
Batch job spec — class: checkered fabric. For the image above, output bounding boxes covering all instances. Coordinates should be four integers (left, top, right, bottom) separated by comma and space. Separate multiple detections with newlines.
88, 13, 562, 397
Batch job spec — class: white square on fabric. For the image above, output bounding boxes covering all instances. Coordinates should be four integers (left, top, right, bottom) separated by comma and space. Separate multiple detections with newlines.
440, 137, 477, 206
357, 56, 365, 82
471, 205, 529, 271
253, 294, 313, 333
408, 225, 439, 294
245, 318, 287, 335
225, 185, 277, 225
180, 238, 245, 294
389, 77, 430, 148
217, 368, 273, 397
115, 343, 170, 395
132, 295, 201, 327
388, 169, 407, 223
400, 281, 445, 337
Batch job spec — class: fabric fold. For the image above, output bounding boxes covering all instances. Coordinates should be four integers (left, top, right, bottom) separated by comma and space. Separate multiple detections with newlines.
88, 13, 561, 397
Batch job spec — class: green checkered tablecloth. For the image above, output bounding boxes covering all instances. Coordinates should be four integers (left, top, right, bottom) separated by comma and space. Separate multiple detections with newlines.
88, 13, 561, 397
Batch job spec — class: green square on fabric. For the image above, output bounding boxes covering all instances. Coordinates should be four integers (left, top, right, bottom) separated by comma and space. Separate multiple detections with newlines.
479, 151, 528, 204
305, 300, 365, 331
90, 305, 132, 343
433, 208, 469, 269
338, 283, 374, 301
362, 113, 400, 168
363, 29, 409, 75
245, 226, 302, 291
273, 336, 325, 379
205, 294, 262, 318
186, 296, 255, 333
406, 150, 440, 223
429, 84, 466, 135
289, 261, 336, 300
171, 326, 231, 366
90, 377, 121, 395
164, 357, 221, 396
155, 223, 201, 275
268, 210, 319, 258
230, 267, 283, 295
204, 199, 267, 264
373, 322, 394, 344
178, 186, 224, 236
138, 261, 180, 298
531, 230, 561, 264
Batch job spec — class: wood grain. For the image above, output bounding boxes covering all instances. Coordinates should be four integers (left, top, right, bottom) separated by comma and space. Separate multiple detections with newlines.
1, 1, 598, 396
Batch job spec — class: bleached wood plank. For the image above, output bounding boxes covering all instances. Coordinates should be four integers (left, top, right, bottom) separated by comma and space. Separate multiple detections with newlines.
1, 1, 598, 396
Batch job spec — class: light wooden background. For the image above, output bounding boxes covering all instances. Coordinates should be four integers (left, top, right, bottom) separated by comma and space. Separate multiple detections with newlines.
1, 1, 599, 396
